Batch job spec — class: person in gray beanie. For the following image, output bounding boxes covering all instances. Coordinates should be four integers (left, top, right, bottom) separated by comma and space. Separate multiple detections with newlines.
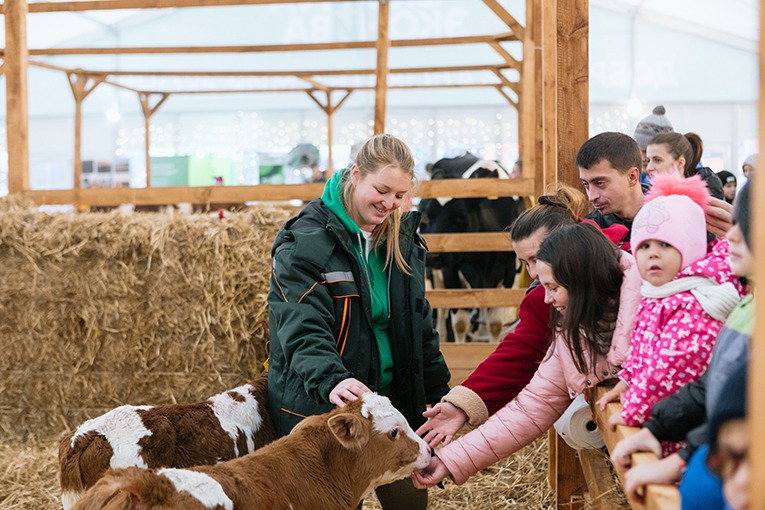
634, 105, 674, 173
742, 154, 757, 179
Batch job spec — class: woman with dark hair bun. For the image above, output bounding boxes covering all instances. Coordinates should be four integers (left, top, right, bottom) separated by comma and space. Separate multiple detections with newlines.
646, 131, 724, 200
412, 222, 642, 488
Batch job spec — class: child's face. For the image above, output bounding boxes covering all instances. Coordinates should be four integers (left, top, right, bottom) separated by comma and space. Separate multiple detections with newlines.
726, 224, 753, 277
716, 418, 750, 510
635, 239, 683, 286
537, 261, 569, 314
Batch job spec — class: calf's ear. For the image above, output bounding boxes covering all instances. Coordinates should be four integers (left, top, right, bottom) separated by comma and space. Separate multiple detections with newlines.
328, 414, 369, 450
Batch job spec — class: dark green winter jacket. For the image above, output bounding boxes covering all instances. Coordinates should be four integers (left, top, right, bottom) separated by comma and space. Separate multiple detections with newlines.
267, 174, 451, 437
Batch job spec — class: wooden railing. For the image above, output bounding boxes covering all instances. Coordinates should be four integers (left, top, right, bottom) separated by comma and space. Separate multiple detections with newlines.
547, 385, 681, 510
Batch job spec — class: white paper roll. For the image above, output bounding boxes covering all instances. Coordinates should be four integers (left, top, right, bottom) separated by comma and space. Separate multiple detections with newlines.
553, 393, 605, 450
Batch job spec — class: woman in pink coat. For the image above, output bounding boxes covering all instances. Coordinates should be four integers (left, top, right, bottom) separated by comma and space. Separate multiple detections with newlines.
411, 222, 642, 487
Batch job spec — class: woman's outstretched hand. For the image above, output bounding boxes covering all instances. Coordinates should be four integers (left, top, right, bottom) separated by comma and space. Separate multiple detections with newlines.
329, 378, 372, 407
416, 402, 468, 448
411, 456, 451, 489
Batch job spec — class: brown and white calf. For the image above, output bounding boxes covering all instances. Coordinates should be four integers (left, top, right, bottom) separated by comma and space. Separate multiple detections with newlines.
59, 371, 275, 510
70, 393, 431, 510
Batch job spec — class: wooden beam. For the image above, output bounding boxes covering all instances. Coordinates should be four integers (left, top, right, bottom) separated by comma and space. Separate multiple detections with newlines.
556, 0, 588, 189
488, 41, 522, 72
298, 76, 328, 91
421, 232, 513, 253
138, 93, 171, 187
326, 92, 334, 176
374, 0, 390, 135
533, 0, 544, 200
753, 0, 765, 506
17, 35, 517, 57
554, 434, 586, 509
421, 177, 534, 197
519, 0, 536, 185
542, 0, 558, 190
440, 343, 500, 386
305, 90, 329, 113
22, 0, 357, 12
494, 85, 519, 109
425, 288, 525, 309
68, 73, 104, 207
482, 0, 525, 39
491, 68, 520, 94
578, 449, 620, 509
20, 178, 535, 207
5, 0, 29, 195
26, 63, 511, 78
586, 386, 681, 510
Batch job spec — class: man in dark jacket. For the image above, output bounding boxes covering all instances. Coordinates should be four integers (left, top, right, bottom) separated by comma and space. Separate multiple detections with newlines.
577, 132, 645, 251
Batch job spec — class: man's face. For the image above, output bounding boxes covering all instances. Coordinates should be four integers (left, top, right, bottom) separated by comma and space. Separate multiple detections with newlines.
579, 160, 636, 217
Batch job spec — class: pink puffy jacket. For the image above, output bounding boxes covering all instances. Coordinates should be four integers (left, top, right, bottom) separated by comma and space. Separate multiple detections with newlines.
436, 252, 642, 485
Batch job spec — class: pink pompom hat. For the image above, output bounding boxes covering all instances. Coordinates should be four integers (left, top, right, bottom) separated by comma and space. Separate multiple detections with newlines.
631, 173, 711, 270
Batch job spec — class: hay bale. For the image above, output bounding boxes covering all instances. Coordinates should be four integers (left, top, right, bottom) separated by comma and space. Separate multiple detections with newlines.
0, 201, 290, 440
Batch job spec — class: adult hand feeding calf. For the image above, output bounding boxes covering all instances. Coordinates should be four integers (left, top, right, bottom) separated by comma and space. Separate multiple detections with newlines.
70, 393, 430, 510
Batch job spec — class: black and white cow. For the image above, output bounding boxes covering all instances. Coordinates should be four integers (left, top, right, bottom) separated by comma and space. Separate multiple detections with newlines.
420, 152, 525, 342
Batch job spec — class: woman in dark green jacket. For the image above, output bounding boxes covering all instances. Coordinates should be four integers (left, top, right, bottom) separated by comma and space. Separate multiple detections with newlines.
267, 134, 451, 509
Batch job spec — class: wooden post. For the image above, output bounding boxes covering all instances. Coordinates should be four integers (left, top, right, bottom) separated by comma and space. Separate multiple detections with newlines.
138, 93, 170, 188
542, 0, 558, 190
533, 0, 544, 199
68, 72, 103, 207
373, 0, 389, 135
555, 0, 588, 189
326, 91, 334, 176
5, 0, 29, 194
751, 0, 765, 506
306, 90, 351, 178
520, 0, 535, 186
552, 432, 586, 510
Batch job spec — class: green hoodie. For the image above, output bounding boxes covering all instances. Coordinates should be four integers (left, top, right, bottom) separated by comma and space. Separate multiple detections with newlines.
321, 170, 394, 395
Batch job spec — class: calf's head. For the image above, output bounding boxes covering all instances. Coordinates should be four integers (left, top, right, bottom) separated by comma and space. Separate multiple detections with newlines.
325, 394, 430, 488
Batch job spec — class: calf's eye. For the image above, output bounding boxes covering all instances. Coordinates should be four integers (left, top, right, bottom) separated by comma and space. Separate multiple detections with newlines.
389, 428, 399, 439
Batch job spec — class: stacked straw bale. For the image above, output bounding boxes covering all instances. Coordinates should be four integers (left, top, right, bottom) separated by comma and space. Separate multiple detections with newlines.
0, 198, 291, 441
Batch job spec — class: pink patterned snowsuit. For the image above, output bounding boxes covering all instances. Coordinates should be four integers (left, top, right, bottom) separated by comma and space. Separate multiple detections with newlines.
619, 238, 743, 453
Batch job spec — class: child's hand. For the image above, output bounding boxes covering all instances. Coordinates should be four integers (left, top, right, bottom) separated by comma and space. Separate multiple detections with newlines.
610, 428, 663, 472
623, 454, 685, 504
596, 381, 628, 411
608, 412, 627, 432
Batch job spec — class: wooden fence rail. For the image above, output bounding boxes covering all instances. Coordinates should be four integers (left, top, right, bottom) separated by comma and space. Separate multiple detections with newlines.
21, 178, 535, 207
546, 385, 682, 510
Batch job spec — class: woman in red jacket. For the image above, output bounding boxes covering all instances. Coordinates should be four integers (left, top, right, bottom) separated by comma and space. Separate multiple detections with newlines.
417, 185, 592, 446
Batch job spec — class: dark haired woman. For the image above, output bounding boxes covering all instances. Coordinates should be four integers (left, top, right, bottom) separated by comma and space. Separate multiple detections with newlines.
646, 131, 723, 200
412, 222, 642, 488
417, 185, 626, 447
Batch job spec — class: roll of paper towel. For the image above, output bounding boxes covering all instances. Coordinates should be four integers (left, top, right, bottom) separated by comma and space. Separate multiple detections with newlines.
553, 393, 605, 450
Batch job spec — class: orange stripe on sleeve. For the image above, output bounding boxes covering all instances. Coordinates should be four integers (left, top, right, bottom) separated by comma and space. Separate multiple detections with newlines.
272, 268, 288, 303
280, 408, 308, 418
336, 297, 349, 348
339, 298, 351, 356
298, 281, 326, 303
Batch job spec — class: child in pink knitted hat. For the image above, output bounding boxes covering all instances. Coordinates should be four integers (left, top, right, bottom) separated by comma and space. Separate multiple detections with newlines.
597, 173, 744, 455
